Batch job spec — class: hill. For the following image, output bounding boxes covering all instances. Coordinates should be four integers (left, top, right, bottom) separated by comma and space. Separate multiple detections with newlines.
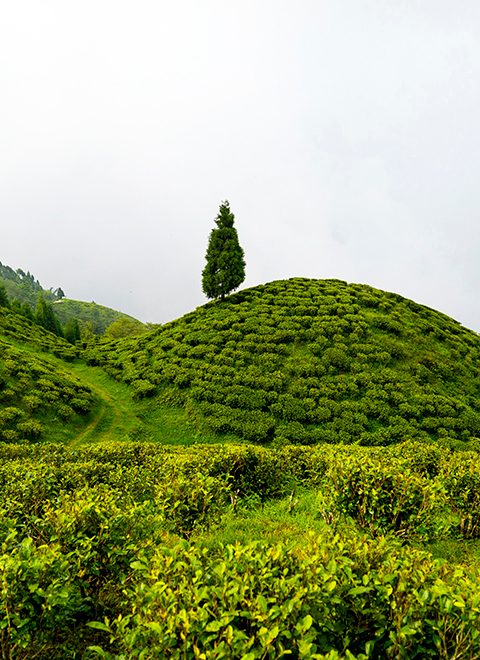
87, 277, 480, 447
0, 306, 98, 443
3, 277, 480, 657
52, 298, 142, 335
0, 261, 62, 306
0, 260, 142, 334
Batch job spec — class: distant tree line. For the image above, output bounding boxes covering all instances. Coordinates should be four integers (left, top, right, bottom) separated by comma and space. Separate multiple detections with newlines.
0, 283, 147, 344
0, 283, 81, 343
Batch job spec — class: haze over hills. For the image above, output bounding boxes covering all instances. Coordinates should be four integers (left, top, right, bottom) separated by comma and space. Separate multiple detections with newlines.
0, 260, 142, 334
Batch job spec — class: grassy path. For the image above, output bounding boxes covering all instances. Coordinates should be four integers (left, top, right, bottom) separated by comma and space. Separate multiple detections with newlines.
65, 361, 204, 446
65, 363, 142, 446
6, 336, 217, 446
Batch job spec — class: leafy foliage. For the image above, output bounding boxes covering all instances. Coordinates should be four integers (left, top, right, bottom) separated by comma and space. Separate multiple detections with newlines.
0, 307, 77, 360
0, 262, 47, 306
88, 278, 480, 446
202, 201, 246, 300
0, 440, 480, 657
0, 342, 95, 443
35, 296, 63, 337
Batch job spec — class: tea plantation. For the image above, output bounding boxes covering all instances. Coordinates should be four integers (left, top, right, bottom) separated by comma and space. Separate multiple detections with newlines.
0, 310, 96, 444
2, 441, 480, 658
87, 278, 480, 447
1, 278, 480, 658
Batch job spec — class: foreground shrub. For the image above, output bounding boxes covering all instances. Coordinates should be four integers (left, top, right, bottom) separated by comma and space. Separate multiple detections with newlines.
0, 537, 83, 658
441, 453, 480, 538
89, 532, 480, 659
155, 473, 230, 537
327, 453, 452, 540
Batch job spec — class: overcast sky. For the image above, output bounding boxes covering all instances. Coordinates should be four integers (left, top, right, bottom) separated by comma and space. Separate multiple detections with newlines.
1, 1, 479, 330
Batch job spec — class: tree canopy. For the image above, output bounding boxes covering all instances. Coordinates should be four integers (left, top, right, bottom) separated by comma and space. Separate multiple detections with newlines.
35, 296, 63, 337
202, 201, 246, 300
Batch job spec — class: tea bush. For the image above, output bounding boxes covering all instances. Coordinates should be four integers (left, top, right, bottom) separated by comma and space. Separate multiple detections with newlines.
0, 343, 95, 443
86, 278, 480, 447
327, 453, 451, 540
91, 532, 480, 659
1, 441, 480, 656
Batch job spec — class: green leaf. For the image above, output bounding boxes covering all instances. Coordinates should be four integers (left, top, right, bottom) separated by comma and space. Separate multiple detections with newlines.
87, 621, 111, 633
296, 614, 313, 634
87, 647, 108, 658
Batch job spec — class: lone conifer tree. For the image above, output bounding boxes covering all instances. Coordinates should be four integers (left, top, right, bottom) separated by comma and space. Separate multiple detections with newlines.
202, 201, 245, 300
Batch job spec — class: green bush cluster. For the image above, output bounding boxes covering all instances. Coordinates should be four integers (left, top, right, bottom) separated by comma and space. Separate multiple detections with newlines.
94, 534, 480, 659
326, 452, 450, 540
0, 307, 77, 360
0, 342, 95, 442
86, 278, 480, 446
1, 440, 480, 657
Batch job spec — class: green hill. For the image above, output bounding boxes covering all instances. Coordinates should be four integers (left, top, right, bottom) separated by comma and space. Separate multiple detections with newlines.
0, 306, 78, 360
0, 261, 62, 306
87, 277, 480, 447
0, 305, 195, 447
3, 277, 480, 657
0, 261, 142, 334
52, 298, 142, 335
0, 307, 98, 443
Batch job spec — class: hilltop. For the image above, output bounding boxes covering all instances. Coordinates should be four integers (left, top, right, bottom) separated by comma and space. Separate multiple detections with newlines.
88, 277, 480, 447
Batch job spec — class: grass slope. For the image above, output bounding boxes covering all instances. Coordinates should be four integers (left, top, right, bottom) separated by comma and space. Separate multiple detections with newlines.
87, 277, 480, 447
0, 260, 142, 333
0, 306, 207, 446
0, 307, 98, 443
52, 298, 142, 334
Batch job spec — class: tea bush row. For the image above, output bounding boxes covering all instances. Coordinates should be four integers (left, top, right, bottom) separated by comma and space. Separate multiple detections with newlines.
0, 343, 95, 442
85, 279, 480, 447
2, 441, 480, 656
91, 533, 480, 659
0, 307, 77, 360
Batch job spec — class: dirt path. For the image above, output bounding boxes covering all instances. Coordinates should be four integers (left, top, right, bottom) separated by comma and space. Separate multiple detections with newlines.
65, 363, 141, 446
67, 380, 116, 446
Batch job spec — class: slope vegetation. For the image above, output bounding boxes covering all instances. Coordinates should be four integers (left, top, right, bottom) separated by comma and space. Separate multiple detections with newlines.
0, 261, 141, 334
88, 278, 480, 446
52, 298, 142, 334
2, 440, 480, 657
0, 308, 97, 443
0, 307, 197, 446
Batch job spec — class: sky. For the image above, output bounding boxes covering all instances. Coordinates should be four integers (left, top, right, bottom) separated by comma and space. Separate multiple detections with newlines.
1, 1, 480, 330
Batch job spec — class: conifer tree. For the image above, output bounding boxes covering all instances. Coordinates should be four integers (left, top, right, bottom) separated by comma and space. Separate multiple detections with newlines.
202, 201, 246, 300
64, 318, 81, 344
35, 296, 63, 337
0, 284, 9, 307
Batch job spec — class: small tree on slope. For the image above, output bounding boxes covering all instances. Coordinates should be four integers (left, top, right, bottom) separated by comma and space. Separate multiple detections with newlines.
202, 200, 246, 300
